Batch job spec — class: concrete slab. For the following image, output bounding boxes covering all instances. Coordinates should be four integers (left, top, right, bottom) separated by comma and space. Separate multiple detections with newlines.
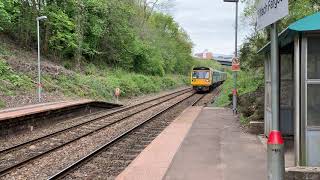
164, 108, 267, 180
116, 107, 203, 180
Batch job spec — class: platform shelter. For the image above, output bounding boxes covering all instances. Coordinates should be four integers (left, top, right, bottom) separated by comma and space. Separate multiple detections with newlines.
260, 12, 320, 167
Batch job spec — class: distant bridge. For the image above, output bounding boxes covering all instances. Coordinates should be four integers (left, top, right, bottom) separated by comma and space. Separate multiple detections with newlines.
213, 55, 232, 66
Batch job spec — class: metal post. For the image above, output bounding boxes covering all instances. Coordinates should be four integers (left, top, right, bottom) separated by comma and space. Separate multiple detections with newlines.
268, 130, 285, 180
268, 23, 284, 180
36, 16, 47, 103
37, 20, 41, 103
232, 1, 238, 114
270, 23, 279, 131
293, 36, 300, 166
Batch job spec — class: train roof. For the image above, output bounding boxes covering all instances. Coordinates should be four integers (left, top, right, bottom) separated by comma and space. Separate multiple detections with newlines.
192, 67, 227, 74
192, 67, 211, 70
213, 70, 226, 74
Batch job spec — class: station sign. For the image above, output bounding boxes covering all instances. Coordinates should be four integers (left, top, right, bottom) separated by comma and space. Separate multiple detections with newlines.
232, 57, 240, 71
256, 0, 288, 30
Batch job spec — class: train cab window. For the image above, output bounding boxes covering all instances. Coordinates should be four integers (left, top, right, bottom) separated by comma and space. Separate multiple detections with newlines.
192, 71, 209, 79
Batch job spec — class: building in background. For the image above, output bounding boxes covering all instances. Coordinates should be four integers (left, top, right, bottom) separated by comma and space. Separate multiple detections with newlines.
194, 50, 233, 67
194, 49, 213, 60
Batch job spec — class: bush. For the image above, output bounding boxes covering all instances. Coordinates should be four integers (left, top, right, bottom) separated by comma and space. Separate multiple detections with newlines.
46, 64, 189, 101
215, 70, 264, 107
0, 100, 5, 108
0, 59, 33, 94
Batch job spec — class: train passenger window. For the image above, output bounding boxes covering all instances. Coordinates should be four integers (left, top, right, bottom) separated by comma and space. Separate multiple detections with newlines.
307, 84, 320, 126
307, 37, 320, 79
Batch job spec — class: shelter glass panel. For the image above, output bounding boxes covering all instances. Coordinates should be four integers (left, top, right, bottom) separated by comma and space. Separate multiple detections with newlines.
280, 54, 293, 107
307, 84, 320, 126
307, 37, 320, 79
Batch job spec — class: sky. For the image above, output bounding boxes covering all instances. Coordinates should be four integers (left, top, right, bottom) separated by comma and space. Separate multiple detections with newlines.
172, 0, 251, 55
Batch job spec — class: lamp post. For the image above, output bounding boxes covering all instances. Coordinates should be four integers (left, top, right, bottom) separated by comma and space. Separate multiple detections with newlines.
223, 0, 239, 114
36, 16, 47, 103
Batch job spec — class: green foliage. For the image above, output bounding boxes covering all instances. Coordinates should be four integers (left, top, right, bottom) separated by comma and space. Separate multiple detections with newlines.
193, 58, 223, 70
240, 114, 250, 126
0, 0, 194, 76
0, 59, 33, 95
0, 100, 5, 108
41, 64, 188, 101
215, 70, 264, 107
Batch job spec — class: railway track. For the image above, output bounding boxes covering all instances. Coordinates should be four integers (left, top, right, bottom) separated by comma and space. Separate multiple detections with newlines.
193, 86, 222, 106
0, 86, 222, 179
48, 91, 203, 179
0, 88, 192, 178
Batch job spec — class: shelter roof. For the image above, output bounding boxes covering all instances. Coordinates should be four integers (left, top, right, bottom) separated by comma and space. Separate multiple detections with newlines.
258, 12, 320, 54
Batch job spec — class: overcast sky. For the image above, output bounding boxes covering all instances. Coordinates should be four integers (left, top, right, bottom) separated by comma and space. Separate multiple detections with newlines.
172, 0, 250, 55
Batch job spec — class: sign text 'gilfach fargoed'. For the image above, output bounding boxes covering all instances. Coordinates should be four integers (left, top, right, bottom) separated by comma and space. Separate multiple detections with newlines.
256, 0, 288, 30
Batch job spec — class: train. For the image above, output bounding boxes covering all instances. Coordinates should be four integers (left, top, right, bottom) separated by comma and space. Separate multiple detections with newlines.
191, 67, 227, 92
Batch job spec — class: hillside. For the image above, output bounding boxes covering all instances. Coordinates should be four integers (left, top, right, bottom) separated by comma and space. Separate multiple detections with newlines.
0, 36, 191, 109
0, 0, 200, 109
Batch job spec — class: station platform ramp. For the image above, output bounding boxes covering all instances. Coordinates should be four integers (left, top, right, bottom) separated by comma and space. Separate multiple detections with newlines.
116, 107, 267, 180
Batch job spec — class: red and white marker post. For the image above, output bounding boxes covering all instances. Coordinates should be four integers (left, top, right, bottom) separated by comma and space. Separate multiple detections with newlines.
267, 130, 285, 180
115, 88, 121, 104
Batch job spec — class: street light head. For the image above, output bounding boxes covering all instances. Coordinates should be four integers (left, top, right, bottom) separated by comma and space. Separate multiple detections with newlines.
36, 16, 47, 21
223, 0, 238, 2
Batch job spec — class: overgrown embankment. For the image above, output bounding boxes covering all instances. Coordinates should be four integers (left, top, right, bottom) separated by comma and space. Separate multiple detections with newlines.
215, 69, 264, 124
227, 0, 320, 127
0, 38, 189, 109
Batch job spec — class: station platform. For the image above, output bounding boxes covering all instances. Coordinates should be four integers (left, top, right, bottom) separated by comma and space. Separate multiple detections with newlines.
116, 107, 267, 180
0, 100, 121, 136
0, 100, 120, 121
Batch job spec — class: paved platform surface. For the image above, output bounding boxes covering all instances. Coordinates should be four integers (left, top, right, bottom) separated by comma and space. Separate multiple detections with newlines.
116, 107, 203, 180
0, 100, 96, 121
117, 107, 267, 180
164, 107, 267, 180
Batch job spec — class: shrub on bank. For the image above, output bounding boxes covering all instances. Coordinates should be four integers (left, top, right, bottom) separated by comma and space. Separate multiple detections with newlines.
43, 68, 188, 101
0, 59, 33, 95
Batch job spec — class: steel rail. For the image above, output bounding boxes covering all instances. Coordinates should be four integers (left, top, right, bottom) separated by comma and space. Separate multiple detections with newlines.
0, 87, 191, 155
0, 89, 193, 176
48, 92, 201, 180
192, 94, 206, 106
192, 85, 222, 106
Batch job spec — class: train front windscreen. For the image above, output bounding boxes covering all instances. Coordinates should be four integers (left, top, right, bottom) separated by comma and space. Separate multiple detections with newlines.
192, 71, 209, 79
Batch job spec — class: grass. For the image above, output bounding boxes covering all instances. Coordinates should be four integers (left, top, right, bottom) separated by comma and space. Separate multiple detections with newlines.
0, 100, 5, 108
215, 69, 264, 107
0, 59, 34, 95
0, 58, 189, 105
240, 114, 250, 126
0, 38, 190, 109
13, 63, 189, 102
